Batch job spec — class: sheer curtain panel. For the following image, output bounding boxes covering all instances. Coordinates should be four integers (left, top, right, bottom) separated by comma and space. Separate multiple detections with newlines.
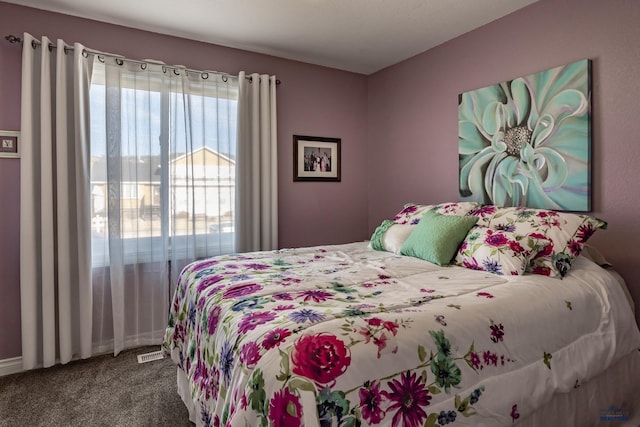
235, 72, 278, 252
89, 60, 239, 355
20, 33, 95, 369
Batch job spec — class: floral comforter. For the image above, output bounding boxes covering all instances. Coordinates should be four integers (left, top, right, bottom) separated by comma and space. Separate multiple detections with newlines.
163, 242, 640, 427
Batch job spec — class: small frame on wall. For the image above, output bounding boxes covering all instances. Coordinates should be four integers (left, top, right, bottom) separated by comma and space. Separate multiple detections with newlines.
0, 131, 20, 158
293, 135, 341, 182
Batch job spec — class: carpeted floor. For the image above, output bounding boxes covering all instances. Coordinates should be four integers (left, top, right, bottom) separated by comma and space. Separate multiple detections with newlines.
0, 346, 192, 427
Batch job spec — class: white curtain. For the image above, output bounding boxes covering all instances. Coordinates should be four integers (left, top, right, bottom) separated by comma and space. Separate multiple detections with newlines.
235, 72, 278, 252
20, 33, 95, 369
90, 59, 239, 355
19, 33, 275, 366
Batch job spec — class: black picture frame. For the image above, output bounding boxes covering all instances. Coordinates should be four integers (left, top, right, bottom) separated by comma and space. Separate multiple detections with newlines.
293, 135, 341, 182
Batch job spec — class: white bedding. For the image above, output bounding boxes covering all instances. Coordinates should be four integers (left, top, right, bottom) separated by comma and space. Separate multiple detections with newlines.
164, 242, 640, 426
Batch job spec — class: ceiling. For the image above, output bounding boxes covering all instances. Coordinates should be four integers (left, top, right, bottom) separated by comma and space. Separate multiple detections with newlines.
4, 0, 538, 75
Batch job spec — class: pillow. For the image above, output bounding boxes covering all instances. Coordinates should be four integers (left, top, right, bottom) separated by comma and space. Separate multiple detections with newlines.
400, 210, 478, 266
370, 220, 414, 254
580, 244, 612, 268
392, 201, 481, 225
468, 205, 607, 277
454, 226, 550, 276
370, 202, 482, 254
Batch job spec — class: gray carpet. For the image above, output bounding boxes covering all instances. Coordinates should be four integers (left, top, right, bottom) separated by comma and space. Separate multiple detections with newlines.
0, 346, 192, 427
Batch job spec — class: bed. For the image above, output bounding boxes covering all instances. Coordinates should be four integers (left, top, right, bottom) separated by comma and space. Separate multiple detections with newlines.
163, 202, 640, 426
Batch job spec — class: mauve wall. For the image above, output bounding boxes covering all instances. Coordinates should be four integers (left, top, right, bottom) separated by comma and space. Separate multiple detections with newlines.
0, 2, 369, 359
368, 0, 640, 320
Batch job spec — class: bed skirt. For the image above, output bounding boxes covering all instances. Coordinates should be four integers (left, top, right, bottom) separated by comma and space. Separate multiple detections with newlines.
177, 364, 198, 425
518, 348, 640, 427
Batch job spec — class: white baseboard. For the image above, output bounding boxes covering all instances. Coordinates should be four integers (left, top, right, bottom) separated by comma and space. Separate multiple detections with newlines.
0, 356, 23, 377
0, 335, 163, 377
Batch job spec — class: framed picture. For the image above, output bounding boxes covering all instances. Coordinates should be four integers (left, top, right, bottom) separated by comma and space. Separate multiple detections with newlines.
0, 131, 20, 158
458, 59, 591, 211
293, 135, 341, 182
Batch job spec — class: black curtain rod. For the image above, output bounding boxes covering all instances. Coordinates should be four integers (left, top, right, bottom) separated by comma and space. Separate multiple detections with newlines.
4, 34, 281, 85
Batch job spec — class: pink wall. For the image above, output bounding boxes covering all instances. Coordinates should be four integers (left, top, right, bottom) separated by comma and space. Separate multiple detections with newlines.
368, 0, 640, 321
0, 2, 369, 359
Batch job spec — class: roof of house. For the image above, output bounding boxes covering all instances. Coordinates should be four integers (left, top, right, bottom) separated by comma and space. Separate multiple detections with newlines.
91, 146, 235, 183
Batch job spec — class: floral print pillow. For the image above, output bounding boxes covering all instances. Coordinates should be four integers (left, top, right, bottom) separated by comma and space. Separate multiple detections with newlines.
392, 201, 481, 225
468, 205, 607, 277
454, 226, 549, 276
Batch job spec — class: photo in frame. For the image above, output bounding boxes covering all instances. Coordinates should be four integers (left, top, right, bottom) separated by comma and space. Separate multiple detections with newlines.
0, 130, 20, 158
293, 135, 341, 182
458, 59, 592, 212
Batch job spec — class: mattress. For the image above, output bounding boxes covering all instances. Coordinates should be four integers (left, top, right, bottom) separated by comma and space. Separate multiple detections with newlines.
163, 242, 640, 426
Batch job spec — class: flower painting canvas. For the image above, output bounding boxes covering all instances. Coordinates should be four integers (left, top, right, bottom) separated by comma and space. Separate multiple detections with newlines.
458, 59, 591, 211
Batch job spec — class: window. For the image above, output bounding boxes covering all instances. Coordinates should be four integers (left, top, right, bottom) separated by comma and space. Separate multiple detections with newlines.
89, 61, 238, 266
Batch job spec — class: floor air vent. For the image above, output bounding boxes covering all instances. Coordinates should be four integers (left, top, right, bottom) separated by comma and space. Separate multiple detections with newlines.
137, 350, 165, 364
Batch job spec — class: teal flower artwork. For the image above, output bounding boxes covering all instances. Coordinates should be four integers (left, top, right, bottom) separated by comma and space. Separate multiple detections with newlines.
459, 59, 591, 211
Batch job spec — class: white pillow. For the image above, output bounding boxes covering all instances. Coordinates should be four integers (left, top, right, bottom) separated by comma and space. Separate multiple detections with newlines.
381, 223, 414, 254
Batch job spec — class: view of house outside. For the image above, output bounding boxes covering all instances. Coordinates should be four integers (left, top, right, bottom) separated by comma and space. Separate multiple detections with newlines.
88, 66, 239, 262
90, 147, 235, 239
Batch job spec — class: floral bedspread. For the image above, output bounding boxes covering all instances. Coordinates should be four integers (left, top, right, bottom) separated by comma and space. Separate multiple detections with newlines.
163, 242, 640, 427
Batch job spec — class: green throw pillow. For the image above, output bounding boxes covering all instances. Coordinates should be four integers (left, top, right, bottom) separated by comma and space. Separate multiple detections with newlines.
400, 210, 478, 266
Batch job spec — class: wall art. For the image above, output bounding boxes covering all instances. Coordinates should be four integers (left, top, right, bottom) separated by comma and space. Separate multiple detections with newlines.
458, 59, 591, 211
